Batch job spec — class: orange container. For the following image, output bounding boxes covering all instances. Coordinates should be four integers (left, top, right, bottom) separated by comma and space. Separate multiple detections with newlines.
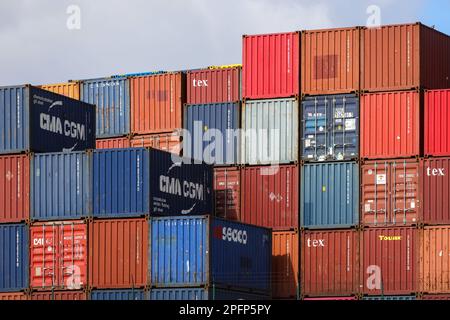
130, 132, 182, 155
131, 72, 186, 135
272, 230, 299, 299
301, 27, 360, 95
419, 226, 450, 294
96, 137, 131, 149
0, 292, 28, 300
40, 82, 80, 100
30, 291, 87, 300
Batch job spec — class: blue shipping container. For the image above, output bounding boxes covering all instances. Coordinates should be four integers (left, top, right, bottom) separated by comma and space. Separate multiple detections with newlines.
184, 103, 240, 165
90, 289, 145, 300
149, 288, 269, 300
362, 296, 416, 300
149, 216, 271, 294
302, 94, 359, 162
0, 224, 29, 292
93, 148, 213, 218
80, 77, 130, 138
301, 162, 359, 229
0, 85, 95, 154
31, 152, 92, 221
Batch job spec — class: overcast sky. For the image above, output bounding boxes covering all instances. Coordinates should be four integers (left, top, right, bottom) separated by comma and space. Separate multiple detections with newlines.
0, 0, 449, 86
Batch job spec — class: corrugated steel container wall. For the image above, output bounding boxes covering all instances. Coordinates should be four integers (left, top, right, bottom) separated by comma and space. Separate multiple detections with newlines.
148, 288, 268, 300
242, 98, 299, 165
0, 224, 29, 292
81, 77, 130, 138
361, 23, 450, 92
272, 231, 299, 299
30, 291, 87, 300
361, 159, 420, 227
130, 132, 182, 155
421, 294, 450, 300
30, 221, 88, 290
89, 218, 148, 289
150, 216, 272, 293
301, 28, 360, 95
96, 137, 131, 149
419, 227, 450, 294
362, 295, 416, 300
90, 290, 145, 300
302, 94, 359, 162
421, 158, 450, 225
184, 102, 240, 165
30, 152, 92, 221
131, 72, 185, 135
360, 91, 421, 159
214, 167, 240, 221
301, 162, 359, 229
93, 148, 149, 218
301, 230, 359, 297
303, 297, 357, 300
0, 155, 30, 223
243, 32, 300, 99
40, 82, 80, 100
361, 227, 417, 296
240, 165, 299, 230
425, 89, 450, 157
0, 292, 28, 300
187, 67, 241, 104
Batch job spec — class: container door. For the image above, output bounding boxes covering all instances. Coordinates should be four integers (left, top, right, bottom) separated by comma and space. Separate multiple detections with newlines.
59, 223, 87, 289
30, 225, 59, 289
302, 97, 328, 161
362, 162, 390, 225
391, 160, 419, 225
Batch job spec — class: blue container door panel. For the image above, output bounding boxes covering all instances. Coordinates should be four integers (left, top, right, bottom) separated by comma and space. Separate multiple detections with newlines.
303, 102, 327, 161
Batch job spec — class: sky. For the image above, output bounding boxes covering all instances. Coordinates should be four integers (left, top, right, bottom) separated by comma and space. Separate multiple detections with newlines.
0, 0, 449, 86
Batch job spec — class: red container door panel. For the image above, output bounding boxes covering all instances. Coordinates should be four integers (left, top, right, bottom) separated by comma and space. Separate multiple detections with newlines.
425, 90, 450, 156
362, 162, 390, 226
30, 225, 59, 289
214, 167, 240, 221
391, 161, 419, 225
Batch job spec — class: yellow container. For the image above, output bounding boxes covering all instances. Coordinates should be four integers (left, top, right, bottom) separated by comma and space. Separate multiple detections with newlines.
208, 64, 242, 70
40, 81, 80, 100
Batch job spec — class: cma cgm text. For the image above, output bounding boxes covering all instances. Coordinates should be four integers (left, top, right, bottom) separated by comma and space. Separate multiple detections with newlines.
40, 113, 86, 141
159, 175, 204, 200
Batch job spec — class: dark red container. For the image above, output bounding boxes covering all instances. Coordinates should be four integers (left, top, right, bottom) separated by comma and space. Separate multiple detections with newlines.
187, 67, 241, 104
301, 230, 359, 297
30, 291, 87, 300
240, 165, 299, 230
425, 89, 450, 157
96, 137, 131, 149
243, 32, 300, 99
421, 157, 450, 225
361, 227, 417, 296
89, 218, 148, 289
0, 154, 30, 223
213, 167, 240, 221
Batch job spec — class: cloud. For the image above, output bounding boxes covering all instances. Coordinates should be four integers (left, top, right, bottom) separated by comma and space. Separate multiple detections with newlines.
0, 0, 426, 86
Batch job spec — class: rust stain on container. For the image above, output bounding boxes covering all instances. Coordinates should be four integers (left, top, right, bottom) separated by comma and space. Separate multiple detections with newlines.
89, 218, 148, 289
214, 167, 240, 221
272, 230, 299, 299
30, 291, 87, 300
302, 27, 360, 95
96, 137, 131, 149
131, 72, 185, 135
130, 132, 182, 156
40, 82, 80, 100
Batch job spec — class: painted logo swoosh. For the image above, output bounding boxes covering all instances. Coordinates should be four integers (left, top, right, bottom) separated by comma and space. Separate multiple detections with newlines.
167, 162, 182, 174
48, 101, 63, 112
63, 143, 78, 153
181, 203, 196, 215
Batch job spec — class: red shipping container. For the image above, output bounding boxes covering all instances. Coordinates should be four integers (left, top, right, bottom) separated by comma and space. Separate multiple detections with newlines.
360, 91, 422, 160
240, 165, 299, 230
301, 230, 359, 297
131, 72, 185, 135
96, 137, 131, 149
243, 32, 300, 99
421, 157, 450, 225
419, 226, 450, 294
425, 89, 450, 157
361, 227, 417, 296
272, 231, 299, 299
213, 167, 240, 221
30, 291, 87, 300
130, 131, 182, 156
89, 218, 148, 289
187, 67, 241, 104
30, 221, 88, 290
361, 23, 450, 92
361, 159, 420, 227
0, 155, 30, 223
301, 27, 360, 95
0, 292, 28, 300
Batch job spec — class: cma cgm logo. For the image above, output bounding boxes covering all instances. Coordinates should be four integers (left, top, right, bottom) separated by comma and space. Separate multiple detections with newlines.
378, 235, 402, 241
159, 175, 204, 200
40, 113, 86, 141
213, 226, 248, 245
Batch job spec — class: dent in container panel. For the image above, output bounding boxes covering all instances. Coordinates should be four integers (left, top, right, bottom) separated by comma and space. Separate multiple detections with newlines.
214, 167, 240, 221
361, 227, 417, 296
272, 231, 299, 299
243, 32, 300, 99
0, 154, 30, 223
240, 165, 299, 230
425, 89, 450, 157
30, 291, 87, 300
130, 132, 182, 155
96, 137, 131, 149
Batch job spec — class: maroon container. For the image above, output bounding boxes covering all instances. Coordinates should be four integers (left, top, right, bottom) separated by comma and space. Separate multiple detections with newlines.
240, 165, 299, 230
301, 230, 359, 297
213, 167, 240, 221
361, 227, 417, 296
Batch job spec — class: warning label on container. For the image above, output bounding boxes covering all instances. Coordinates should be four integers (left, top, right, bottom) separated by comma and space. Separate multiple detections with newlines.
365, 204, 371, 212
376, 174, 386, 185
345, 119, 356, 131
